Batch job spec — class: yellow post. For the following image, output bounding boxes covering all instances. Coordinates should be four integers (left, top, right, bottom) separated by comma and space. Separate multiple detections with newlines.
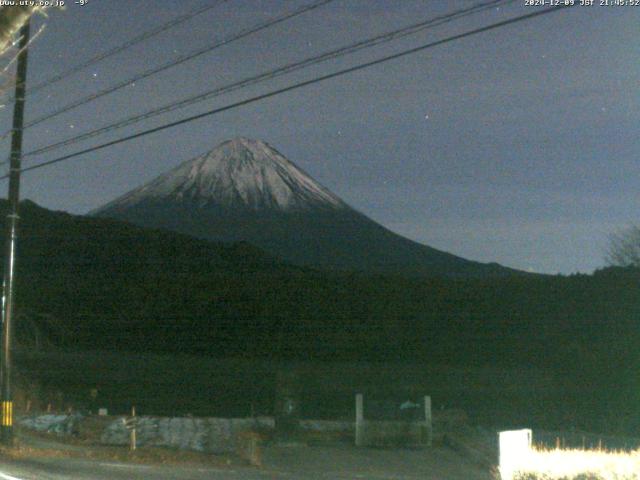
1, 401, 12, 427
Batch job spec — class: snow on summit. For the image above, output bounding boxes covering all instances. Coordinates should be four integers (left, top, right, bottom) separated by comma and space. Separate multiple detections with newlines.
101, 137, 346, 213
93, 137, 518, 277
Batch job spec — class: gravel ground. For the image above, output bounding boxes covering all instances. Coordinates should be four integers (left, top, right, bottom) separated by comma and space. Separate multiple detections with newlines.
6, 424, 495, 479
263, 443, 494, 479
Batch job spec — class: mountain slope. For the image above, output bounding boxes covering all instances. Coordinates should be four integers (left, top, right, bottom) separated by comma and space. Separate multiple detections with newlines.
2, 200, 637, 436
93, 137, 518, 277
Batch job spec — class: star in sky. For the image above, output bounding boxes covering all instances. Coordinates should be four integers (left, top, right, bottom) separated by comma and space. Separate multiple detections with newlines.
16, 0, 638, 275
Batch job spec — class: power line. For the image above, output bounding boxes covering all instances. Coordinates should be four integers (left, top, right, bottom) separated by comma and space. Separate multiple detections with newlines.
21, 0, 511, 161
4, 0, 335, 137
6, 0, 230, 102
2, 4, 574, 180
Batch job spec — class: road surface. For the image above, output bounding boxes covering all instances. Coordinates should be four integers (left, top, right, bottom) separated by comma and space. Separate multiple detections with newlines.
0, 445, 493, 479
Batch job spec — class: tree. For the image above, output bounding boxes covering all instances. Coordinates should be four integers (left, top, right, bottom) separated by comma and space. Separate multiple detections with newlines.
606, 225, 640, 267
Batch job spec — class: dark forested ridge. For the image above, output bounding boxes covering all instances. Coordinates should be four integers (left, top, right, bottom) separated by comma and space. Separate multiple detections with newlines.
3, 200, 640, 432
3, 200, 637, 363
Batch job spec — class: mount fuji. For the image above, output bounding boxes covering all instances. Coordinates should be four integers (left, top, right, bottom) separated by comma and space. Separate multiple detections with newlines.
92, 137, 517, 277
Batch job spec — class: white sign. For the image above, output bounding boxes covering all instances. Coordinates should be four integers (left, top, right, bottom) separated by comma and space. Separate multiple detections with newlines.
499, 429, 532, 480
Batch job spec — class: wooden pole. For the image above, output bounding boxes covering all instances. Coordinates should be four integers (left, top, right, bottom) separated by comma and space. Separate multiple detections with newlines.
0, 19, 30, 446
130, 406, 136, 451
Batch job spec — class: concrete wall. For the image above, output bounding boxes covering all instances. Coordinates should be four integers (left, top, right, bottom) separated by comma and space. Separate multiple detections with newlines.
356, 420, 431, 447
101, 416, 359, 452
101, 416, 274, 453
19, 409, 465, 453
299, 419, 352, 433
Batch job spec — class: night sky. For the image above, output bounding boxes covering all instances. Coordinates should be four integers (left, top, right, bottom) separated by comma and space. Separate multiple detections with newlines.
0, 0, 637, 274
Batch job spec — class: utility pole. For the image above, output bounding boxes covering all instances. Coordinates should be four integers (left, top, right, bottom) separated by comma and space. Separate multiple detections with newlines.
0, 19, 30, 445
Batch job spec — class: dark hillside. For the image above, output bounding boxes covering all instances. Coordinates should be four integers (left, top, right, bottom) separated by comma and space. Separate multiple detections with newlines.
1, 200, 639, 433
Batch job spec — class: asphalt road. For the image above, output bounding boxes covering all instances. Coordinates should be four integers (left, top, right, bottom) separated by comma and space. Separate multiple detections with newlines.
0, 457, 296, 480
0, 445, 493, 479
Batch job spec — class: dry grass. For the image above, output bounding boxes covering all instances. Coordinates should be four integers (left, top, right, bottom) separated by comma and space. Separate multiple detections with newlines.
506, 446, 640, 480
9, 426, 237, 468
1, 442, 235, 467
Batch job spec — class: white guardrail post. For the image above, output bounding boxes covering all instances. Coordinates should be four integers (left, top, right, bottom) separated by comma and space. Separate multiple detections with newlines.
423, 395, 432, 447
355, 393, 364, 447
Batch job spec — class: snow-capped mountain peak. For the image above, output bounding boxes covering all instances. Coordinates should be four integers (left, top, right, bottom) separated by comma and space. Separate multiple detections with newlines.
99, 137, 347, 213
93, 137, 518, 277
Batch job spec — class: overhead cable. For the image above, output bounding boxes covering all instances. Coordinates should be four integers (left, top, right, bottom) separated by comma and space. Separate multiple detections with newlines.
22, 0, 512, 160
3, 4, 574, 179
